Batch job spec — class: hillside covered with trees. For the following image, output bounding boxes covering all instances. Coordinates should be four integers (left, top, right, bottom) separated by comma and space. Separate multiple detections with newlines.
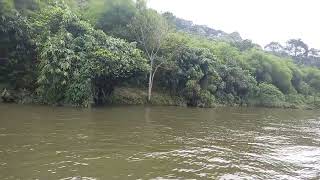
1, 0, 320, 109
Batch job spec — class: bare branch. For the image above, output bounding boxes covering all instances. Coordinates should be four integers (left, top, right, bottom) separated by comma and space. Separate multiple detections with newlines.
151, 61, 164, 83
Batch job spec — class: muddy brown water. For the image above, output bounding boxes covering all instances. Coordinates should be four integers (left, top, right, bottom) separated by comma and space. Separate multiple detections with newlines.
0, 104, 319, 179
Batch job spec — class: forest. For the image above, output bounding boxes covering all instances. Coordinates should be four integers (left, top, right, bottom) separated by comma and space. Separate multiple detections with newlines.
1, 0, 320, 109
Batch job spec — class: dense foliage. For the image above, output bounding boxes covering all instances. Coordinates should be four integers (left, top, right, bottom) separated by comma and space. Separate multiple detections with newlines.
1, 0, 320, 109
1, 0, 147, 106
0, 4, 36, 90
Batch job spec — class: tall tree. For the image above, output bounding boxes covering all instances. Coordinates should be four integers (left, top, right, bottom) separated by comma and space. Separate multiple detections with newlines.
265, 42, 284, 54
285, 39, 309, 58
129, 0, 169, 101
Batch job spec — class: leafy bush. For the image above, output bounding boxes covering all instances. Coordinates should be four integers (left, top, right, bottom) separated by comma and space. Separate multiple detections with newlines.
244, 50, 293, 93
198, 90, 215, 107
215, 59, 258, 105
285, 94, 305, 104
253, 83, 285, 107
303, 67, 320, 93
164, 46, 219, 107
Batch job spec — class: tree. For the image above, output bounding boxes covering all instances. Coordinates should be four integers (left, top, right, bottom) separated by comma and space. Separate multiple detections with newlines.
172, 46, 219, 107
264, 41, 285, 55
285, 39, 309, 58
0, 4, 36, 90
96, 0, 136, 40
264, 39, 320, 68
216, 59, 257, 105
244, 50, 293, 93
129, 0, 169, 101
32, 4, 148, 106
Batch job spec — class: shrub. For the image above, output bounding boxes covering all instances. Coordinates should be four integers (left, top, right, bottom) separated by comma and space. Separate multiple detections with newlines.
285, 94, 305, 105
254, 83, 285, 107
198, 90, 215, 107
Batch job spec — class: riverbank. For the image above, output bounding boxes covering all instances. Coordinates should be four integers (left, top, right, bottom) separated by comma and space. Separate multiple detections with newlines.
109, 87, 320, 110
1, 87, 320, 110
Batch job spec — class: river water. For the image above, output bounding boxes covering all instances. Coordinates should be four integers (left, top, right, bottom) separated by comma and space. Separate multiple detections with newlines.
0, 104, 319, 179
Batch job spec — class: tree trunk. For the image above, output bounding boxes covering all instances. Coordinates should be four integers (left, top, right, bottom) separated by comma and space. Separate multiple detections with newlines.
148, 68, 153, 102
147, 60, 163, 102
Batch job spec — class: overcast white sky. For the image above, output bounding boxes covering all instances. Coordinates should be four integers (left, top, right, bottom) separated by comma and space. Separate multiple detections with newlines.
148, 0, 320, 49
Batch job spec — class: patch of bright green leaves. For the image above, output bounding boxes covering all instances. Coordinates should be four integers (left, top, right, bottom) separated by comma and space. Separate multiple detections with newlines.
32, 5, 148, 106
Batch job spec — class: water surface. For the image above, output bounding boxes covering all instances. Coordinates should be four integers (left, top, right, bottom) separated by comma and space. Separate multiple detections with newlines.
0, 104, 320, 179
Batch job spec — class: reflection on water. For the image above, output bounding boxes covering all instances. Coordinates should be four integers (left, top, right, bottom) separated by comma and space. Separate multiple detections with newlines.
0, 104, 319, 179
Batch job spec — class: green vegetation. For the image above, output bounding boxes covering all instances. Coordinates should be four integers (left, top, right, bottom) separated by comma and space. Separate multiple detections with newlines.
1, 0, 320, 109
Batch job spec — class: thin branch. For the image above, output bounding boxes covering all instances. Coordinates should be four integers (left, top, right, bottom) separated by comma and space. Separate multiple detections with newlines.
139, 26, 152, 60
151, 61, 164, 83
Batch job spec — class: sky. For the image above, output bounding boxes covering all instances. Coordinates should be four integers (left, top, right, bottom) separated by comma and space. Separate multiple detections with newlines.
148, 0, 320, 49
